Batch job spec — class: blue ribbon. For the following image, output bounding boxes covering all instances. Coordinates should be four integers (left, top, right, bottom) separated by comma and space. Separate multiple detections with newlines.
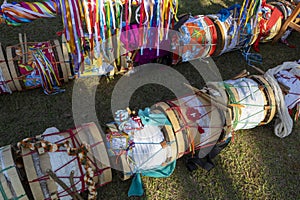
138, 107, 171, 126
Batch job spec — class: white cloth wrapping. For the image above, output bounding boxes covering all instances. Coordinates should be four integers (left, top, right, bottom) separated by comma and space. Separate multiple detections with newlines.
264, 61, 299, 138
130, 125, 169, 172
275, 66, 300, 110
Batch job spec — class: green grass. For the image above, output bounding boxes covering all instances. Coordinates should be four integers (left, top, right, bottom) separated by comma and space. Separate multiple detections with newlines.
0, 0, 300, 199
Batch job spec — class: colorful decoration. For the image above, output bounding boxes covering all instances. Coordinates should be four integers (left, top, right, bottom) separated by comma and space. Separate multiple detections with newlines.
0, 0, 57, 26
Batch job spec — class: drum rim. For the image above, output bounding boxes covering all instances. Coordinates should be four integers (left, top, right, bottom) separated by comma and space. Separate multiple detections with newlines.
6, 46, 22, 91
155, 101, 187, 159
207, 15, 226, 57
0, 43, 15, 92
203, 16, 218, 56
249, 75, 277, 125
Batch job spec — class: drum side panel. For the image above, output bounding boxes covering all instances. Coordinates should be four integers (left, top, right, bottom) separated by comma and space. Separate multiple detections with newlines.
0, 45, 16, 91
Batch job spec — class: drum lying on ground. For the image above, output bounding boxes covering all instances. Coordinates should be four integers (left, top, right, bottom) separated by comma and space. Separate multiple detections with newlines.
0, 145, 29, 200
6, 40, 69, 92
20, 122, 111, 200
156, 94, 225, 159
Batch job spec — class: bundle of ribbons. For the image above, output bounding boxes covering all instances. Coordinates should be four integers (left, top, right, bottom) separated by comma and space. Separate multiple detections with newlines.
0, 0, 57, 26
55, 0, 179, 74
0, 0, 298, 73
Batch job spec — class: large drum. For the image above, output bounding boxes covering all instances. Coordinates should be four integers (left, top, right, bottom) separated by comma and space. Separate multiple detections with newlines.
171, 15, 217, 63
20, 122, 111, 200
6, 40, 69, 93
0, 145, 29, 200
106, 109, 177, 180
155, 94, 225, 159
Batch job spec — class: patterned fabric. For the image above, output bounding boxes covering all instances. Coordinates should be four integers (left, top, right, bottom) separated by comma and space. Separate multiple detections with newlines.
173, 15, 216, 63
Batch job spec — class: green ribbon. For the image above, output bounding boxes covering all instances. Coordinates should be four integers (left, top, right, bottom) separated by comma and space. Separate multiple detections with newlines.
0, 181, 9, 200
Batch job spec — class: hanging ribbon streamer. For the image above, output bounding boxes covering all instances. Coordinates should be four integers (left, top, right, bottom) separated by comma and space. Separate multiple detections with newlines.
32, 48, 65, 95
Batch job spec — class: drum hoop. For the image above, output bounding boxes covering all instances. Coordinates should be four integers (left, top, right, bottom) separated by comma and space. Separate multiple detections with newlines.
203, 16, 217, 56
6, 46, 22, 91
155, 102, 186, 159
0, 145, 28, 200
207, 15, 226, 57
0, 44, 15, 92
249, 75, 276, 125
223, 82, 241, 130
206, 82, 234, 132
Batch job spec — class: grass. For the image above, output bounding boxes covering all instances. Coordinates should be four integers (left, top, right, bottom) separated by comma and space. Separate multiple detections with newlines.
0, 0, 300, 199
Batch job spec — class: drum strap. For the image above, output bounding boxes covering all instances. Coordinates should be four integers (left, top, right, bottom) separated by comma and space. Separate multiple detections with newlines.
185, 139, 230, 172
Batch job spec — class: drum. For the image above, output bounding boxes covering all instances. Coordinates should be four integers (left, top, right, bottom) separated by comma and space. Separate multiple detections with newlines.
6, 40, 69, 92
106, 109, 177, 180
20, 123, 111, 200
0, 43, 14, 93
0, 145, 29, 200
156, 94, 225, 159
174, 15, 217, 62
